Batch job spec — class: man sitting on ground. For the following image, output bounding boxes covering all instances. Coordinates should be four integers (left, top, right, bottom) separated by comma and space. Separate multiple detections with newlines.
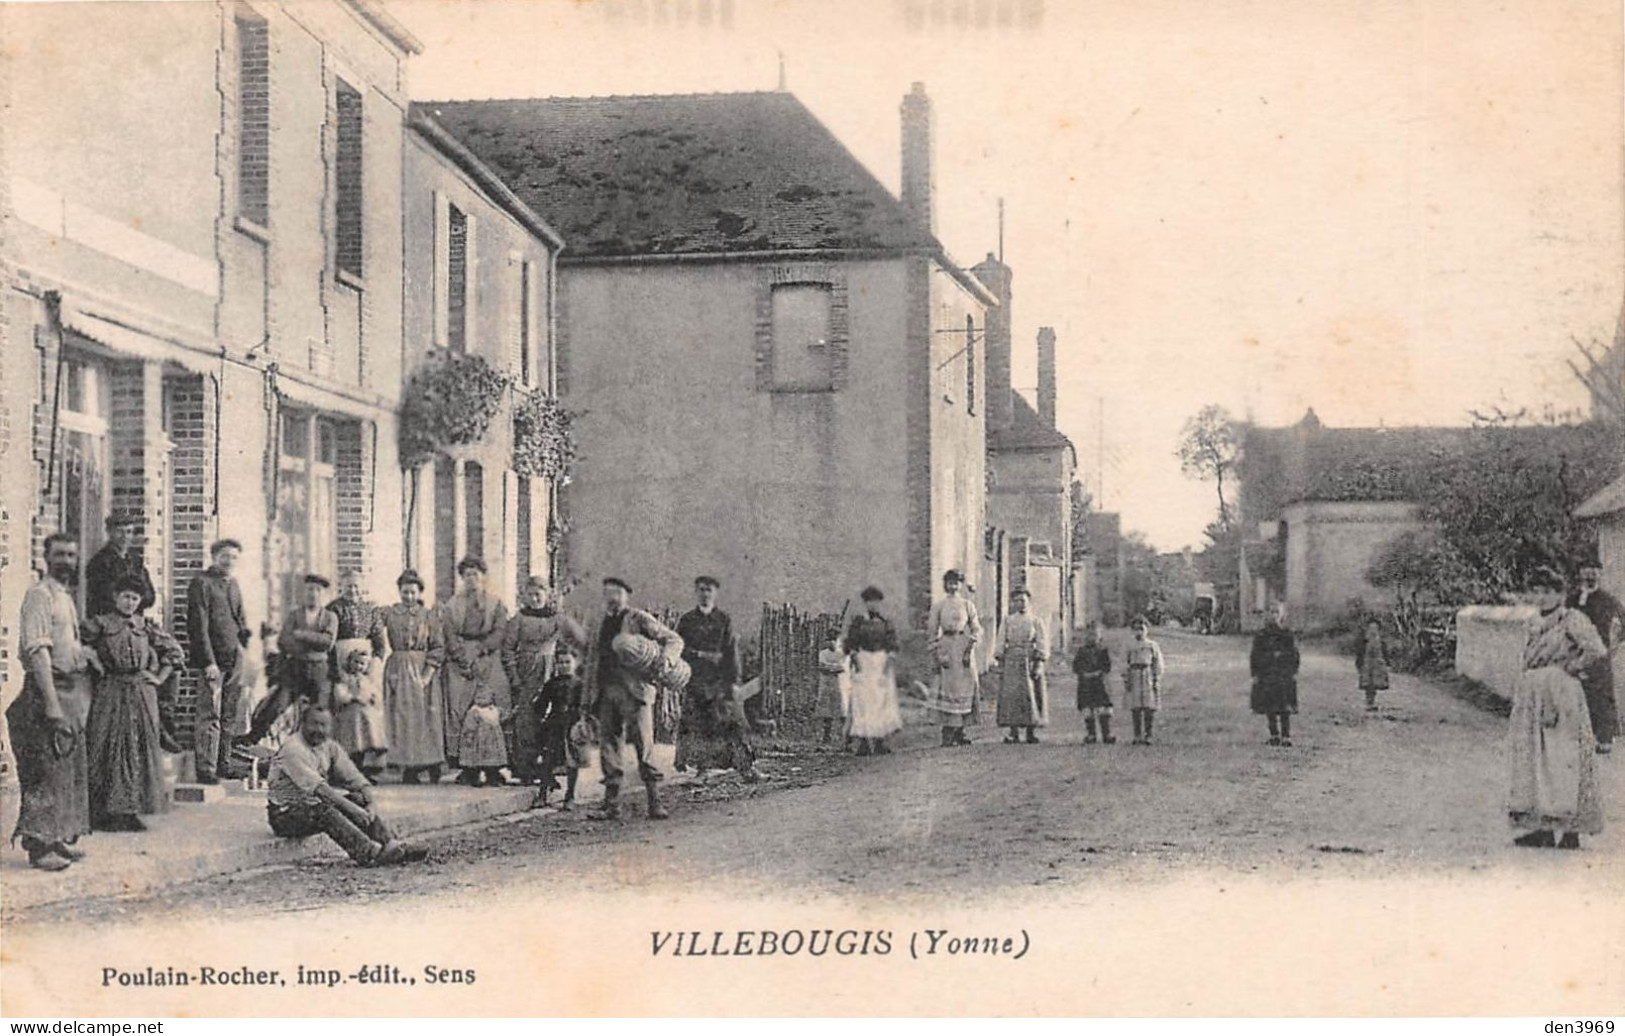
266, 707, 425, 866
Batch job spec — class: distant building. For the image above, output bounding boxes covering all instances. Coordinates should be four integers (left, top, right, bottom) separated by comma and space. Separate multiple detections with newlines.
1577, 474, 1625, 601
422, 85, 994, 632
1082, 512, 1125, 626
975, 251, 1079, 648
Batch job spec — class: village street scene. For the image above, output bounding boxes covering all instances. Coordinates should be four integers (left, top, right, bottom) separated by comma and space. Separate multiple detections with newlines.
1, 0, 1623, 1018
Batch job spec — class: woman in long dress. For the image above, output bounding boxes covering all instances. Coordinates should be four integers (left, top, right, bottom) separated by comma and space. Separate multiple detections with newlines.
501, 577, 586, 785
381, 569, 447, 784
1507, 568, 1606, 849
438, 556, 510, 776
927, 569, 982, 748
844, 586, 902, 756
84, 576, 173, 831
996, 588, 1049, 744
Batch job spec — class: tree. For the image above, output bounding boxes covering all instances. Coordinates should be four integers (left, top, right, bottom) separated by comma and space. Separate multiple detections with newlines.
1069, 479, 1094, 562
1177, 404, 1241, 529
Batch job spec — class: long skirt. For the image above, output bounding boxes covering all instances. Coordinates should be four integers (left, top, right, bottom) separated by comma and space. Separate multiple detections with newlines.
996, 646, 1047, 728
442, 651, 509, 761
847, 651, 902, 739
86, 671, 170, 821
333, 639, 388, 757
383, 649, 445, 768
932, 632, 979, 728
1076, 676, 1113, 711
1507, 665, 1603, 836
1358, 657, 1391, 692
540, 710, 585, 775
675, 680, 755, 772
7, 673, 92, 849
1250, 676, 1296, 715
814, 672, 848, 722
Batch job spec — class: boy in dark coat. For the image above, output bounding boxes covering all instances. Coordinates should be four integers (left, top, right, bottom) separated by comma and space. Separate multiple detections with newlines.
1250, 604, 1301, 746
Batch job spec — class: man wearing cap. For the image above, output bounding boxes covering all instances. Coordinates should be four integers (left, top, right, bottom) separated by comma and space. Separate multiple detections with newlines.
278, 574, 339, 709
85, 513, 156, 622
1570, 560, 1622, 754
676, 576, 761, 781
591, 576, 683, 820
187, 539, 252, 783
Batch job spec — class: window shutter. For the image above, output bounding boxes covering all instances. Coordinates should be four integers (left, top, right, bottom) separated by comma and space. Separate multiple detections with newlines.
463, 213, 478, 354
433, 192, 450, 348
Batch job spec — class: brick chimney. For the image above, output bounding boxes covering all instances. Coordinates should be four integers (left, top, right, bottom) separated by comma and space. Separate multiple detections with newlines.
1037, 327, 1057, 427
972, 252, 1013, 431
900, 82, 935, 236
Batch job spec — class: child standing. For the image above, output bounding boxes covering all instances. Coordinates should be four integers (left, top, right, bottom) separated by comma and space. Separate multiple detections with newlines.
331, 643, 388, 781
815, 631, 849, 747
1122, 616, 1164, 745
1072, 620, 1115, 744
536, 645, 587, 809
458, 680, 510, 787
1250, 604, 1301, 746
1354, 618, 1390, 712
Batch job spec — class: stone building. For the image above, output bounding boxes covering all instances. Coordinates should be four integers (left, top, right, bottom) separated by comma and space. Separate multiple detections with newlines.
0, 1, 430, 744
421, 85, 995, 634
975, 248, 1079, 649
402, 108, 565, 604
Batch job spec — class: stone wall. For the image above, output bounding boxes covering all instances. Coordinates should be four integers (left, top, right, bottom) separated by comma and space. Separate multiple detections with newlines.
1454, 605, 1536, 700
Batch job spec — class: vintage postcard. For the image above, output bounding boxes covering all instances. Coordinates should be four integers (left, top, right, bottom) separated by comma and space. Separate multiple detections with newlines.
0, 0, 1622, 1019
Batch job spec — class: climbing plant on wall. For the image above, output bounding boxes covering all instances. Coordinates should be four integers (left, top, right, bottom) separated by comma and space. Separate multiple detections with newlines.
398, 350, 510, 471
511, 388, 576, 485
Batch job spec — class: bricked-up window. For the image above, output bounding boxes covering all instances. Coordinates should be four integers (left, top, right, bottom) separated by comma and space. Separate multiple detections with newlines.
464, 461, 484, 560
965, 314, 977, 416
236, 13, 270, 227
770, 283, 834, 391
516, 474, 532, 585
334, 79, 364, 281
447, 204, 469, 352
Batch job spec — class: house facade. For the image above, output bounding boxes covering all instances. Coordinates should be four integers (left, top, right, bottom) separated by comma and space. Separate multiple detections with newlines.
422, 85, 994, 634
402, 109, 564, 605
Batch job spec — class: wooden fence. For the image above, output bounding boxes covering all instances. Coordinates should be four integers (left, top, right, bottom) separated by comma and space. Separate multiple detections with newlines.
750, 602, 847, 738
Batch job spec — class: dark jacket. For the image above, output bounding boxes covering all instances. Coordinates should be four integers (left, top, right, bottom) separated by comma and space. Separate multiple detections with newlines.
85, 544, 156, 620
186, 567, 250, 671
1249, 626, 1300, 691
676, 607, 740, 696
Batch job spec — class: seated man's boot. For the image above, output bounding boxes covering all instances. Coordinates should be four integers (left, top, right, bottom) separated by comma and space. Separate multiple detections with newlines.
645, 781, 670, 820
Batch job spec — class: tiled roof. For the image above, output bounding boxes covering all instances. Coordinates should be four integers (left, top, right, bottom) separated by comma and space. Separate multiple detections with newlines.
991, 393, 1073, 451
1577, 473, 1625, 519
414, 92, 941, 260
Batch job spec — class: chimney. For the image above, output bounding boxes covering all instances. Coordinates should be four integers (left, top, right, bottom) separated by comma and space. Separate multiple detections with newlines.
1037, 327, 1057, 427
900, 82, 935, 236
972, 252, 1014, 431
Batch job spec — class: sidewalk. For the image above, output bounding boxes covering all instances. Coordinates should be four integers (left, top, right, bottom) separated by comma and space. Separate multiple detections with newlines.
1, 744, 679, 914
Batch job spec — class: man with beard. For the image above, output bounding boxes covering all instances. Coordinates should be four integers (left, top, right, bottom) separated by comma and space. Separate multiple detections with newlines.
675, 576, 761, 781
1570, 559, 1622, 754
590, 577, 683, 820
9, 533, 102, 870
266, 706, 425, 866
84, 512, 155, 621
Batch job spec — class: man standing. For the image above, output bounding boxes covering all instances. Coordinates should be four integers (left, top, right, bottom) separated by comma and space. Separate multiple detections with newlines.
266, 707, 424, 866
186, 538, 251, 783
8, 533, 101, 870
675, 576, 760, 781
591, 577, 683, 820
84, 513, 156, 621
1571, 560, 1621, 754
278, 574, 339, 707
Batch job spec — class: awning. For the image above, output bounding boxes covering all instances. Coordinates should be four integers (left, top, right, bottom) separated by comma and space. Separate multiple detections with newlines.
60, 307, 217, 376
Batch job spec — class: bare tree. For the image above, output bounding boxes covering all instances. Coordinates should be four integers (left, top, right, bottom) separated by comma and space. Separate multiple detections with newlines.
1177, 404, 1240, 529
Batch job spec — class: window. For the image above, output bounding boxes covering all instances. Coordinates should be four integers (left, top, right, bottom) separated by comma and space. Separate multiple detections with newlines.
56, 355, 112, 607
334, 78, 364, 280
519, 259, 532, 385
236, 12, 270, 227
516, 474, 532, 586
770, 283, 834, 391
447, 204, 469, 352
275, 410, 338, 621
965, 314, 977, 415
463, 461, 484, 560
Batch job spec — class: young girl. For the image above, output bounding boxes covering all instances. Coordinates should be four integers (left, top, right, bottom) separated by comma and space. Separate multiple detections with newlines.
84, 575, 174, 832
1122, 616, 1165, 745
458, 678, 510, 787
1354, 618, 1390, 712
331, 643, 388, 780
815, 631, 849, 747
1072, 620, 1115, 744
536, 645, 587, 809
